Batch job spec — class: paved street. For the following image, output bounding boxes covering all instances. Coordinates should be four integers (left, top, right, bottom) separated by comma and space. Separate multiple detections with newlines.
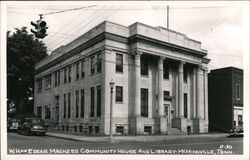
7, 132, 243, 155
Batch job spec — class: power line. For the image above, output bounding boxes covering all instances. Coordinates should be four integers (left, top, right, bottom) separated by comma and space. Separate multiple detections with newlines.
44, 7, 89, 43
42, 5, 98, 16
49, 6, 112, 50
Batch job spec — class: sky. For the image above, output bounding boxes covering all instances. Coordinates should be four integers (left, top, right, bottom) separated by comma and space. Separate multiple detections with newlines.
3, 1, 250, 71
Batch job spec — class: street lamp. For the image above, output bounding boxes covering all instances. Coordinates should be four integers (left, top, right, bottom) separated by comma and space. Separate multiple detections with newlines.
109, 80, 115, 142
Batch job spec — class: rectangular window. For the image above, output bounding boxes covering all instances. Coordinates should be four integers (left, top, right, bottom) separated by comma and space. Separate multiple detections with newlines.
184, 67, 188, 83
184, 93, 188, 118
68, 93, 71, 118
54, 70, 60, 86
90, 87, 95, 117
164, 91, 170, 101
141, 58, 148, 76
81, 60, 85, 78
97, 53, 102, 73
37, 79, 42, 92
116, 86, 123, 102
76, 62, 80, 80
64, 68, 67, 83
63, 93, 66, 118
54, 71, 57, 86
163, 62, 169, 79
75, 90, 79, 117
45, 105, 51, 119
37, 106, 42, 118
141, 88, 148, 117
68, 66, 71, 83
236, 84, 240, 100
80, 89, 84, 117
57, 70, 60, 85
45, 74, 52, 89
97, 86, 101, 117
116, 53, 123, 72
91, 56, 95, 74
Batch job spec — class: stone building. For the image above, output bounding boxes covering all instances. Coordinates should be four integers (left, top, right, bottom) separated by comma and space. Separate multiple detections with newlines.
208, 67, 243, 132
34, 21, 210, 135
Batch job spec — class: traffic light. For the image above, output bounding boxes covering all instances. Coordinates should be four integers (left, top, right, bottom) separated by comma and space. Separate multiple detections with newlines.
31, 20, 48, 39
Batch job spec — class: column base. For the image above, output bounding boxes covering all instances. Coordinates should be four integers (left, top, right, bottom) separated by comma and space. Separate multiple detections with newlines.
129, 115, 144, 135
193, 119, 208, 133
155, 116, 167, 134
172, 117, 187, 132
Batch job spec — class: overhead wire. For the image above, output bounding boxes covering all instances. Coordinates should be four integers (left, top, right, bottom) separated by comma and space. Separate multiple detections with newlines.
49, 5, 113, 50
44, 6, 90, 43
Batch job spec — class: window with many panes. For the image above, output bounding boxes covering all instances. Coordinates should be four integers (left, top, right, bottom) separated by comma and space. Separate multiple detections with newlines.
141, 58, 148, 76
236, 84, 240, 100
90, 87, 95, 117
184, 93, 188, 118
68, 66, 71, 83
164, 91, 170, 101
91, 56, 95, 74
97, 86, 101, 117
163, 62, 169, 79
141, 88, 148, 117
68, 93, 71, 118
184, 67, 188, 83
63, 93, 66, 118
54, 70, 60, 86
75, 90, 79, 117
45, 74, 52, 89
64, 68, 67, 83
97, 53, 102, 73
116, 53, 123, 72
116, 86, 123, 102
37, 78, 42, 92
80, 89, 84, 117
81, 60, 85, 78
76, 62, 80, 80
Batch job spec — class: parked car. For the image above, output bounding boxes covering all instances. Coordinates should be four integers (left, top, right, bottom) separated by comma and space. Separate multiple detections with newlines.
7, 118, 20, 132
18, 118, 46, 136
228, 126, 243, 137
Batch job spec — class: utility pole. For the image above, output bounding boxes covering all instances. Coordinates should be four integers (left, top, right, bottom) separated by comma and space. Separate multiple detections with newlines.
167, 5, 169, 29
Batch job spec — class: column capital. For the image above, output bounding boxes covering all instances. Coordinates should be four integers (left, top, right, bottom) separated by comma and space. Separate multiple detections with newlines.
179, 60, 185, 65
131, 49, 143, 56
159, 56, 165, 61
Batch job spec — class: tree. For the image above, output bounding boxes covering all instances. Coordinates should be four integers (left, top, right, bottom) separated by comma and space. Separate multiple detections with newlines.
7, 27, 48, 117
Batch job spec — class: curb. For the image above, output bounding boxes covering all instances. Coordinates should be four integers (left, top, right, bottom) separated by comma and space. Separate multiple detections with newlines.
46, 133, 229, 143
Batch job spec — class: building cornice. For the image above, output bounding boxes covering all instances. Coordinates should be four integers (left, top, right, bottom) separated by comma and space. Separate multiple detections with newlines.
128, 34, 207, 57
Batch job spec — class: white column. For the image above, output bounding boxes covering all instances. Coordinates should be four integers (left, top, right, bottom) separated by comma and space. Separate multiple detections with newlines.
178, 61, 185, 118
192, 68, 196, 119
196, 66, 204, 119
134, 50, 142, 116
204, 70, 208, 121
158, 56, 165, 116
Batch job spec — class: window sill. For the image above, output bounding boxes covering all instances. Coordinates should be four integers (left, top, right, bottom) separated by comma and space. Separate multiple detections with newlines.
116, 71, 123, 74
141, 75, 149, 78
116, 101, 123, 104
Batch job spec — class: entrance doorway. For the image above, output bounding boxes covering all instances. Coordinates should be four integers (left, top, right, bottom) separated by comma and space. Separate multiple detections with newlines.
164, 104, 171, 126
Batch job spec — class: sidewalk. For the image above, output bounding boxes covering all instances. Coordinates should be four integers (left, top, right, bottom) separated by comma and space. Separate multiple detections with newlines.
46, 132, 229, 142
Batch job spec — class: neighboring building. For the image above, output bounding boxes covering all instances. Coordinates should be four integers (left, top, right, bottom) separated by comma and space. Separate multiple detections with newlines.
208, 67, 243, 132
34, 21, 210, 135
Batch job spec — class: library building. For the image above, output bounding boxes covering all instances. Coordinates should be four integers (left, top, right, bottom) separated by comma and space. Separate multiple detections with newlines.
34, 21, 210, 135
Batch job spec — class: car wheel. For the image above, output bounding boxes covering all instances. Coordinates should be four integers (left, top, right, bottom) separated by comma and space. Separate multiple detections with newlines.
27, 130, 33, 136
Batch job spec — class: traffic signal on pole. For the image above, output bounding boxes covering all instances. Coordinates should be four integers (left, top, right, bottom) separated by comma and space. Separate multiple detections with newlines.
31, 20, 48, 39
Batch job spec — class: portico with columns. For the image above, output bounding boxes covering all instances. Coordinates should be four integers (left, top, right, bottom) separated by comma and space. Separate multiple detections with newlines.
129, 45, 210, 134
